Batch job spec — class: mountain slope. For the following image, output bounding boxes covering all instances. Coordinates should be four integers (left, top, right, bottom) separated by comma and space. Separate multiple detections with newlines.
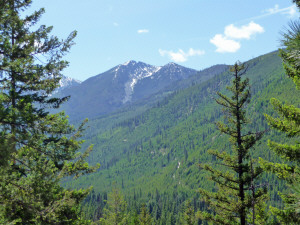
54, 75, 81, 93
58, 61, 225, 121
66, 51, 300, 222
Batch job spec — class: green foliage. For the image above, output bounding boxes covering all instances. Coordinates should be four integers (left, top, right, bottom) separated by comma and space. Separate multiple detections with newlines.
259, 4, 300, 224
1, 1, 298, 224
138, 204, 152, 225
68, 51, 300, 224
97, 187, 129, 225
197, 63, 267, 225
293, 0, 300, 8
0, 0, 98, 224
288, 182, 300, 215
181, 200, 196, 225
280, 21, 300, 89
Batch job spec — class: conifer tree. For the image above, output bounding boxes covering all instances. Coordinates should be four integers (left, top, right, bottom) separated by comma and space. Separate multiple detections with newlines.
139, 204, 152, 225
197, 63, 266, 225
259, 2, 300, 223
0, 0, 98, 224
98, 187, 128, 225
181, 200, 196, 225
293, 0, 300, 9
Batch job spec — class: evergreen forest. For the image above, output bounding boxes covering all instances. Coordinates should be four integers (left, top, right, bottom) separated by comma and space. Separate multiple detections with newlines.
0, 0, 299, 225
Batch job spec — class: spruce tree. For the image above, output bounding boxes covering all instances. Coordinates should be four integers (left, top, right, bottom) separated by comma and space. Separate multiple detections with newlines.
0, 0, 98, 224
259, 3, 300, 223
197, 63, 266, 225
98, 187, 128, 225
138, 204, 152, 225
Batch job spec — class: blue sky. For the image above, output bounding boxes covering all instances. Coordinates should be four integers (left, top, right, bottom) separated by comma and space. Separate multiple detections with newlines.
29, 0, 299, 81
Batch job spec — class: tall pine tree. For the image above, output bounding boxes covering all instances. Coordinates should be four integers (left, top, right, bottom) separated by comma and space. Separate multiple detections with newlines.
197, 63, 266, 225
259, 1, 300, 223
97, 187, 128, 225
0, 0, 98, 224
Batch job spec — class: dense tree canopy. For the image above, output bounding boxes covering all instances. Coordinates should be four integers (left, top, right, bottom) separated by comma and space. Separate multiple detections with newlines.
0, 0, 98, 224
260, 2, 300, 224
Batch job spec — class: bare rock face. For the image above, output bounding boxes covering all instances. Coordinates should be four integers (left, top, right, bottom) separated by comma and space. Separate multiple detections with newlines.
57, 61, 227, 120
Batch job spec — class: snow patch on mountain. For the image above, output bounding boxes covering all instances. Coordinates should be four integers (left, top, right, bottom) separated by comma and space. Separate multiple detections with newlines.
52, 76, 82, 94
121, 61, 161, 103
123, 60, 134, 66
130, 78, 138, 89
109, 60, 196, 104
113, 65, 121, 78
59, 76, 82, 88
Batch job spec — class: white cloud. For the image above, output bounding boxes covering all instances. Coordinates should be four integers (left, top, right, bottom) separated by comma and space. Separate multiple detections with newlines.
264, 4, 298, 18
283, 5, 297, 18
210, 35, 241, 53
137, 29, 149, 34
265, 4, 280, 14
224, 22, 264, 40
211, 21, 264, 53
113, 22, 119, 27
159, 48, 205, 62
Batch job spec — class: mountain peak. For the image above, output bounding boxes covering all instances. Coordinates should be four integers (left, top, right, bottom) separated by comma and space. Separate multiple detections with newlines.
60, 75, 82, 86
119, 62, 162, 104
122, 60, 137, 66
166, 62, 178, 66
51, 75, 81, 95
163, 62, 189, 70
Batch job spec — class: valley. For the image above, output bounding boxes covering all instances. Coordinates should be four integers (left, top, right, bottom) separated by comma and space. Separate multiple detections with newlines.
1, 1, 299, 224
61, 51, 299, 223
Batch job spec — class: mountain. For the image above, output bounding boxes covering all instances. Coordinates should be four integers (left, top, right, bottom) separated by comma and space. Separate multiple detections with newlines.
58, 61, 213, 120
66, 51, 300, 222
53, 75, 82, 94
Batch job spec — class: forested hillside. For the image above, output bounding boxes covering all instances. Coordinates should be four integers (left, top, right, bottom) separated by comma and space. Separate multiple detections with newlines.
1, 1, 299, 224
65, 51, 300, 223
